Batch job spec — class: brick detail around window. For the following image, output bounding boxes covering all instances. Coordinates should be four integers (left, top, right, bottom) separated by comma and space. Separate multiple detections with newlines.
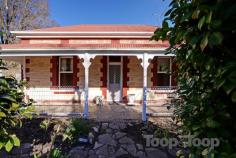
26, 59, 30, 64
151, 57, 158, 87
25, 68, 30, 73
50, 56, 59, 87
73, 56, 79, 87
122, 56, 129, 103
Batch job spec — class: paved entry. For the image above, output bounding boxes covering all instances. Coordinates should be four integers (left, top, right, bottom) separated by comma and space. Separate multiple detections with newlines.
89, 104, 141, 122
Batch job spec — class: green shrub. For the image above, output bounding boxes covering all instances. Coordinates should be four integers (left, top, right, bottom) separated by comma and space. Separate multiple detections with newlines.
0, 59, 34, 152
39, 119, 67, 158
49, 148, 62, 158
34, 148, 62, 158
63, 118, 90, 142
153, 0, 236, 157
154, 128, 170, 138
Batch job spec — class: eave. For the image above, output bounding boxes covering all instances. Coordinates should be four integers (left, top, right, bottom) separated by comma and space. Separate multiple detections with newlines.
11, 31, 154, 39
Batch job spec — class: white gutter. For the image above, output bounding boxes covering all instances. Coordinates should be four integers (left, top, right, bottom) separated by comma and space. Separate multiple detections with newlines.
11, 31, 154, 39
15, 35, 152, 39
0, 47, 167, 51
0, 54, 175, 57
11, 31, 154, 34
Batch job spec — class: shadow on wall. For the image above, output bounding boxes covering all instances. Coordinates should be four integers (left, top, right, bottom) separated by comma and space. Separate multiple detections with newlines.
1, 60, 22, 81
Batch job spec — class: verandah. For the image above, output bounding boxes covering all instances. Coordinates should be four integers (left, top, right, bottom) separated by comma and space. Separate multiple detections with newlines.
1, 49, 175, 121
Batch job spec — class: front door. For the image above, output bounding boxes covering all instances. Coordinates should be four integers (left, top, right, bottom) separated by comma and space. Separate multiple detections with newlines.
108, 64, 121, 102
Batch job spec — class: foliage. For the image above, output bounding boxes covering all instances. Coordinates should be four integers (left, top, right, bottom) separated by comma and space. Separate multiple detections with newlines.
34, 148, 63, 158
152, 0, 236, 157
40, 118, 51, 131
0, 0, 58, 44
0, 59, 34, 152
49, 148, 62, 158
39, 118, 65, 158
63, 118, 91, 142
38, 118, 91, 157
1, 60, 22, 81
154, 128, 170, 138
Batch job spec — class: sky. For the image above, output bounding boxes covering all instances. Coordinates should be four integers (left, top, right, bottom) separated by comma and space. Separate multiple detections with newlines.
49, 0, 171, 27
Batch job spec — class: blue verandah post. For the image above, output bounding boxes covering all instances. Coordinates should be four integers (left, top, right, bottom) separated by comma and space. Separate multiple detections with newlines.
83, 88, 89, 119
83, 54, 90, 119
142, 86, 147, 122
142, 53, 148, 122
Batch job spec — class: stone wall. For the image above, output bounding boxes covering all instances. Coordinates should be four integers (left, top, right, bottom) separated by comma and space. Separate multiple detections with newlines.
78, 56, 103, 100
89, 56, 103, 99
26, 57, 51, 87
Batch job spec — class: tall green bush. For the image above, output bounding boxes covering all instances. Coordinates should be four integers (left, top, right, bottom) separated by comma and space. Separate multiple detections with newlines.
0, 59, 34, 152
152, 0, 236, 157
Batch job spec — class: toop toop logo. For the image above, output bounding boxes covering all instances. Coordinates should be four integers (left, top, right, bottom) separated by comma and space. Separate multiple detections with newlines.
143, 134, 220, 150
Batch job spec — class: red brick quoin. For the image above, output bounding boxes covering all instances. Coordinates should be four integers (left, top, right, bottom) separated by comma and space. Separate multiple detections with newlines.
50, 56, 59, 87
100, 56, 107, 99
151, 57, 158, 87
122, 56, 129, 103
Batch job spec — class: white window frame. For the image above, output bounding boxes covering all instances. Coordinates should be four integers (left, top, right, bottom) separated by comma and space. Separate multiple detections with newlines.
59, 56, 73, 87
157, 57, 172, 88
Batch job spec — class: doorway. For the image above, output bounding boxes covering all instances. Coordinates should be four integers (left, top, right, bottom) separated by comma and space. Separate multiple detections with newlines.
107, 56, 122, 102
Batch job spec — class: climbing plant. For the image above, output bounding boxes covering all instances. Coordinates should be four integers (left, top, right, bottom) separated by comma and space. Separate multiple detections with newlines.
152, 0, 236, 157
0, 59, 34, 152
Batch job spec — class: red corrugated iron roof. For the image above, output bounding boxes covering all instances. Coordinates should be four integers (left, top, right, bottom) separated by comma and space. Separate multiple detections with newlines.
0, 25, 169, 51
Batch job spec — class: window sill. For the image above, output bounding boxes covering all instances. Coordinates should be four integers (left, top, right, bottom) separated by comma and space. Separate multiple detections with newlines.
50, 86, 82, 94
54, 91, 75, 94
150, 86, 177, 93
50, 86, 79, 90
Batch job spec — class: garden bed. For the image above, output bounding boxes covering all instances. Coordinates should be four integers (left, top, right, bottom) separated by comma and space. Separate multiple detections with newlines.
0, 118, 187, 158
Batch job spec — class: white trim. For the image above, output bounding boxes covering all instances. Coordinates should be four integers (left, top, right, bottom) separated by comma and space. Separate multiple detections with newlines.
0, 47, 167, 51
0, 53, 175, 57
155, 89, 175, 93
11, 31, 154, 34
1, 53, 175, 57
26, 87, 79, 92
15, 35, 152, 39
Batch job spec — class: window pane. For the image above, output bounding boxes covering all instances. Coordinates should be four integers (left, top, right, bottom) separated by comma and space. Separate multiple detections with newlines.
60, 58, 72, 71
60, 73, 73, 86
158, 58, 170, 73
157, 74, 170, 87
